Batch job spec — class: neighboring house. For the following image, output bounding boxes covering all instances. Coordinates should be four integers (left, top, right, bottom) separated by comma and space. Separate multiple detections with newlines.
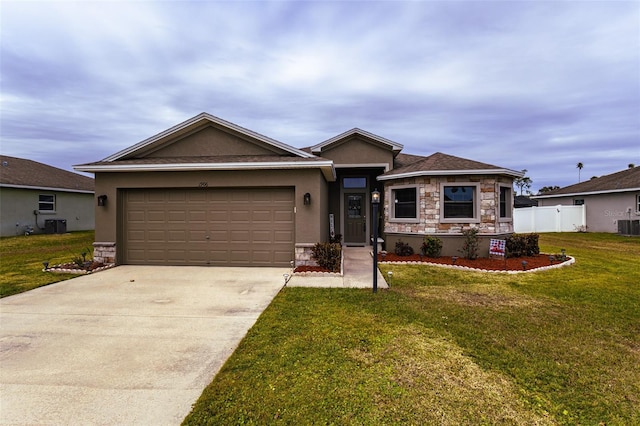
74, 113, 523, 266
0, 155, 95, 237
533, 166, 640, 233
514, 195, 538, 208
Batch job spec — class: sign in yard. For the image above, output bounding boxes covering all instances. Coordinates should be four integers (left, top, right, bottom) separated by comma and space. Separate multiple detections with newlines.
489, 239, 506, 257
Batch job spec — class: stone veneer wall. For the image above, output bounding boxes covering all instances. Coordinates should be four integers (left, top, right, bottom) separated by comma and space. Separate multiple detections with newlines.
93, 242, 116, 265
383, 175, 514, 235
295, 243, 318, 267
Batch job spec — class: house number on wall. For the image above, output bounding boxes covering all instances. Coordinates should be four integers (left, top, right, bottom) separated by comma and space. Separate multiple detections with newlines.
198, 182, 208, 188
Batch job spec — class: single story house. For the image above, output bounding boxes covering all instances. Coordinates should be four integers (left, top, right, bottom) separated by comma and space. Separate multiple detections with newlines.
0, 155, 95, 237
75, 113, 523, 266
533, 166, 640, 233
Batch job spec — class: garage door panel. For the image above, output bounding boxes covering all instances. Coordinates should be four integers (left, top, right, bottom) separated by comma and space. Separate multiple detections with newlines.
230, 230, 250, 242
230, 210, 250, 222
252, 230, 272, 242
147, 230, 166, 242
274, 230, 294, 242
124, 188, 294, 266
147, 211, 166, 222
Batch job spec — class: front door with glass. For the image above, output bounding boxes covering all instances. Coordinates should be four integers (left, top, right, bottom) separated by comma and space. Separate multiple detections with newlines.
344, 193, 367, 245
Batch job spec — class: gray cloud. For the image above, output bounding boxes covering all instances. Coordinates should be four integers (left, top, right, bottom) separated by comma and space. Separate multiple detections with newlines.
1, 0, 638, 191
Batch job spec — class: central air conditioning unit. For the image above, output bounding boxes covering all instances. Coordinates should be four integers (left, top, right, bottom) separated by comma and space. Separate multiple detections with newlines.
618, 220, 640, 236
44, 219, 67, 234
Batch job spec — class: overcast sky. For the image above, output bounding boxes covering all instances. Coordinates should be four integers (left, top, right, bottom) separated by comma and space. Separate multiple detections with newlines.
1, 0, 638, 192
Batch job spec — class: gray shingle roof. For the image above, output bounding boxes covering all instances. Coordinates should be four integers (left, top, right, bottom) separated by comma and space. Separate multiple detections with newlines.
535, 166, 640, 198
0, 155, 94, 192
380, 152, 522, 180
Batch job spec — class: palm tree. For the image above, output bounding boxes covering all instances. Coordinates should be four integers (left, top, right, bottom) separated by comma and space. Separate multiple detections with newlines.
576, 162, 584, 182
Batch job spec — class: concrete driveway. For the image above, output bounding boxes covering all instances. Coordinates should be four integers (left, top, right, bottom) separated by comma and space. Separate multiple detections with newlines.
0, 265, 287, 425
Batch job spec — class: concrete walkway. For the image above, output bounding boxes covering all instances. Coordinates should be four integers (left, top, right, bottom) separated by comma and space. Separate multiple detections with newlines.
287, 246, 389, 289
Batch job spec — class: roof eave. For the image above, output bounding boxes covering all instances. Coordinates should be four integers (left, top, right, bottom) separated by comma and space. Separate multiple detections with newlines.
74, 161, 336, 181
377, 168, 523, 181
532, 187, 640, 199
0, 183, 94, 194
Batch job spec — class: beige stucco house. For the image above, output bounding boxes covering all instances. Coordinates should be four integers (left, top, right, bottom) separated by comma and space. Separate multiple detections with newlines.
533, 166, 640, 233
0, 155, 95, 237
75, 113, 523, 266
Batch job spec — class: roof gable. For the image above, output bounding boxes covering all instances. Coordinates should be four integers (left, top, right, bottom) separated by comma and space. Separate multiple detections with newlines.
534, 166, 640, 198
0, 155, 94, 193
103, 113, 314, 161
379, 152, 523, 181
310, 128, 403, 155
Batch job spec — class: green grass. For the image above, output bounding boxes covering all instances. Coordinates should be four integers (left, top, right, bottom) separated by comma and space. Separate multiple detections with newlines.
0, 231, 95, 298
184, 233, 640, 425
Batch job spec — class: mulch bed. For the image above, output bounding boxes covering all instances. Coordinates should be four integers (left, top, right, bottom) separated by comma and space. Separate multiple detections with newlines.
294, 254, 567, 274
379, 253, 564, 271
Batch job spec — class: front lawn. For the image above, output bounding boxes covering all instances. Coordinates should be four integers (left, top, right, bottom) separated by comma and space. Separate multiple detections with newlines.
0, 231, 95, 298
184, 233, 640, 425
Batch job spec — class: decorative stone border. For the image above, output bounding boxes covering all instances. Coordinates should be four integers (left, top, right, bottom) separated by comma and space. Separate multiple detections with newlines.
380, 255, 575, 274
43, 263, 116, 275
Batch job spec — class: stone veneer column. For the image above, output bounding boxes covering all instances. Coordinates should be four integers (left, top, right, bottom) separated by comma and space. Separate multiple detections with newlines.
93, 242, 116, 265
294, 243, 318, 267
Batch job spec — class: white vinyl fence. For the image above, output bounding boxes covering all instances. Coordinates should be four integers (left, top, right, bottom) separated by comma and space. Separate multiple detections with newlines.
513, 205, 586, 233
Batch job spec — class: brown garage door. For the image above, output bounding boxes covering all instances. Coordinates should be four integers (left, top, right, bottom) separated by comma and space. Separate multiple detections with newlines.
123, 188, 295, 266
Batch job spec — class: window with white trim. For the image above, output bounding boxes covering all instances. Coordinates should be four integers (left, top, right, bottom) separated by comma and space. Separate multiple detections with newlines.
440, 183, 480, 222
390, 186, 418, 222
39, 194, 55, 211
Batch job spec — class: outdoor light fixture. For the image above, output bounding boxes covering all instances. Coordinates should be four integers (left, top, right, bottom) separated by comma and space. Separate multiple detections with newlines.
42, 261, 49, 270
372, 189, 380, 293
452, 256, 458, 265
561, 248, 566, 261
549, 255, 554, 264
371, 189, 381, 205
283, 273, 290, 285
521, 261, 528, 270
97, 194, 108, 206
303, 193, 311, 205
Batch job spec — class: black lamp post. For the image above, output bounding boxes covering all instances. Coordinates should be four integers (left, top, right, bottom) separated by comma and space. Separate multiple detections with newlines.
372, 189, 380, 293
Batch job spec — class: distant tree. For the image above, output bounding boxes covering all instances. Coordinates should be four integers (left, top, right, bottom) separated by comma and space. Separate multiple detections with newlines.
629, 163, 636, 168
514, 169, 532, 195
538, 185, 560, 194
576, 162, 584, 182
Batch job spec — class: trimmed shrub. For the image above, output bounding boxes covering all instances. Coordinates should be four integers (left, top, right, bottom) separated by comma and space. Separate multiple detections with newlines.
421, 236, 443, 258
505, 233, 540, 258
311, 242, 342, 272
395, 240, 414, 257
329, 234, 342, 245
459, 228, 479, 260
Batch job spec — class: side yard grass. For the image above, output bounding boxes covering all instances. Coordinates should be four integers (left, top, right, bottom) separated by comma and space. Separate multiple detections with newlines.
184, 233, 640, 425
0, 231, 95, 298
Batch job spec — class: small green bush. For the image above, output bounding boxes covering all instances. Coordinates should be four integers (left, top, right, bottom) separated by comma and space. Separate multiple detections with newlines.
505, 233, 540, 258
311, 242, 342, 272
459, 228, 479, 260
395, 240, 414, 256
421, 235, 443, 258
